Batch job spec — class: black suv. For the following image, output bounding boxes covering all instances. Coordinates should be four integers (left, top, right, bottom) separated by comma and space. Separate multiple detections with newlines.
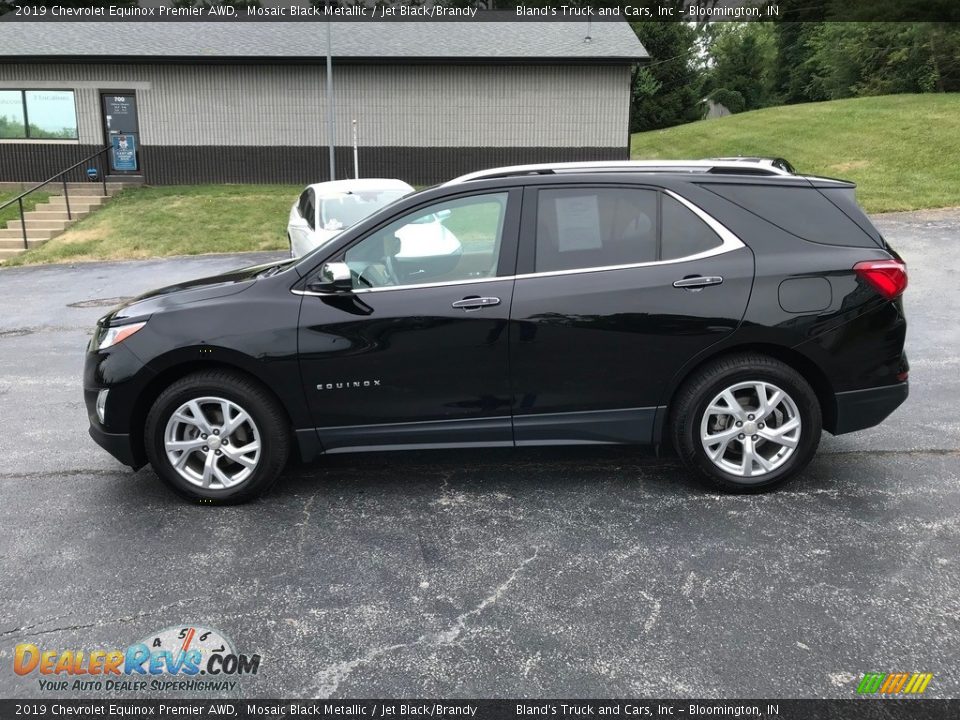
84, 160, 909, 502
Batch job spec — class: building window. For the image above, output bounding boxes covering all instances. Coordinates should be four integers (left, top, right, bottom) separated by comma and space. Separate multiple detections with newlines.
0, 91, 26, 138
0, 90, 78, 139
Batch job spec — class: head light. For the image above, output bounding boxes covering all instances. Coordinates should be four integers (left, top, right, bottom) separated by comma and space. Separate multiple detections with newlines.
97, 321, 147, 350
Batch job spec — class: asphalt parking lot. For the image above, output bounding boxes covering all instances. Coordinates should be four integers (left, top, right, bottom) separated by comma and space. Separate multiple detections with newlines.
1, 210, 958, 700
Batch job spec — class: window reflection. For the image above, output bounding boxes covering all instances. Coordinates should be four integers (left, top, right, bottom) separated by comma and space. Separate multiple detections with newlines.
0, 90, 78, 139
0, 91, 26, 138
25, 91, 78, 139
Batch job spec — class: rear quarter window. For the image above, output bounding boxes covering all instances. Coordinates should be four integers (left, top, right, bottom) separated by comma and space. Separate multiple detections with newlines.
704, 184, 879, 248
661, 195, 723, 260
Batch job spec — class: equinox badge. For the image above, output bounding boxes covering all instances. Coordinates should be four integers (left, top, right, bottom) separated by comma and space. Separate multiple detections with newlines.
316, 380, 382, 391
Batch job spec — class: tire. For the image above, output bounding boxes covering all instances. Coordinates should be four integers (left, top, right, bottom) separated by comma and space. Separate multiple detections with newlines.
671, 354, 821, 492
144, 370, 291, 503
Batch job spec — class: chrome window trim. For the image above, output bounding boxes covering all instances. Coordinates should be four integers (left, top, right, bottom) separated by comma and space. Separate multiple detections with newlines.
292, 189, 744, 297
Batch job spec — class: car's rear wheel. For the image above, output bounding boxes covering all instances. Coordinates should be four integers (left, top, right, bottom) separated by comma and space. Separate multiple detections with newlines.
671, 354, 821, 492
144, 370, 290, 503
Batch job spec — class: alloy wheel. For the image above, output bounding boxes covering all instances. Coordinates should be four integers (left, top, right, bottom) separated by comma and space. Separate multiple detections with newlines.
699, 381, 801, 480
163, 396, 261, 489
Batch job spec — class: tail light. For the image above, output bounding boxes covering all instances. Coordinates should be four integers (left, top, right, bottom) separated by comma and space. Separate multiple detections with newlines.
853, 259, 907, 300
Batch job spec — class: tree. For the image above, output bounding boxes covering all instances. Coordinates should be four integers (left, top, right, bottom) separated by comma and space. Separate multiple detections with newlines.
806, 23, 960, 99
701, 22, 778, 112
629, 21, 702, 132
773, 23, 824, 104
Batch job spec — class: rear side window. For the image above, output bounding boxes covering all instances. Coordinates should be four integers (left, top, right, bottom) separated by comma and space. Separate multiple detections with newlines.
819, 187, 884, 247
536, 188, 658, 272
535, 188, 723, 273
705, 184, 878, 247
661, 195, 723, 261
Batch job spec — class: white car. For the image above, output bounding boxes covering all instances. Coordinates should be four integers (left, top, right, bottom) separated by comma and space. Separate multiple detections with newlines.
287, 178, 414, 258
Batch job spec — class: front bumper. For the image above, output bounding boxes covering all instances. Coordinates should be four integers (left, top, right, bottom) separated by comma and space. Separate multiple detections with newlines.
87, 422, 143, 469
831, 381, 909, 435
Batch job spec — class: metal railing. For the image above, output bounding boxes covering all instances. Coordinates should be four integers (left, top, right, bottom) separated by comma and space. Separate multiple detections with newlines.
0, 145, 111, 250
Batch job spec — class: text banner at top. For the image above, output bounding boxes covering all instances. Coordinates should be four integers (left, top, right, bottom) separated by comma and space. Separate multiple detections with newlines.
2, 0, 960, 23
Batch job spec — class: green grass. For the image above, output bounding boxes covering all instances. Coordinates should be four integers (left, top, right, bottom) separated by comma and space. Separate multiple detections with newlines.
0, 190, 52, 227
4, 184, 297, 266
631, 94, 960, 213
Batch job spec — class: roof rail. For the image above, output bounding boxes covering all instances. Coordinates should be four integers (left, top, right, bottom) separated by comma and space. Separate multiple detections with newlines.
707, 156, 796, 174
442, 159, 794, 185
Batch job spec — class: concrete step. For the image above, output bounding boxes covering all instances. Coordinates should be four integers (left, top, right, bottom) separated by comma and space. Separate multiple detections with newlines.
44, 192, 106, 201
0, 238, 47, 250
41, 186, 123, 197
46, 194, 109, 204
60, 182, 124, 191
0, 179, 124, 188
38, 199, 105, 212
0, 228, 55, 240
19, 209, 89, 222
8, 218, 71, 231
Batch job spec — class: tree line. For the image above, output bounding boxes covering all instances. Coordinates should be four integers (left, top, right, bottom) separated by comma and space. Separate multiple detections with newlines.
631, 21, 960, 133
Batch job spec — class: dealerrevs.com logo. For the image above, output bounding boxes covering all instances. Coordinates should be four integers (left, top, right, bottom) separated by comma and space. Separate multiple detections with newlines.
14, 625, 260, 693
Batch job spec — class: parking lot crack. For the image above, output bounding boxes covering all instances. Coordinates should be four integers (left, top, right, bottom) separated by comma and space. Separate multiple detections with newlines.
311, 548, 541, 697
314, 642, 407, 698
297, 490, 321, 554
1, 597, 204, 639
637, 590, 662, 632
428, 547, 540, 645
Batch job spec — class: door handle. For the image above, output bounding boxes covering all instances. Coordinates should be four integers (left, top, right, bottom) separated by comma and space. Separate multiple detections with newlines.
673, 275, 723, 290
452, 296, 501, 310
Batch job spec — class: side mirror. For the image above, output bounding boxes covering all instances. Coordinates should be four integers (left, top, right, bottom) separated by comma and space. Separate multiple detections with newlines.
308, 262, 352, 293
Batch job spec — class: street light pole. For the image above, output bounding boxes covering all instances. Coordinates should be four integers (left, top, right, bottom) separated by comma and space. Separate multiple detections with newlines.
325, 19, 336, 181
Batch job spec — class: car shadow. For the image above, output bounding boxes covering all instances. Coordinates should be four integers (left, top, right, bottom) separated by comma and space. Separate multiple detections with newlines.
268, 444, 706, 501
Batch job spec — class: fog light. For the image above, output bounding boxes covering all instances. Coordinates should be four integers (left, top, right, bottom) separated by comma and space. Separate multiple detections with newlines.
96, 389, 109, 424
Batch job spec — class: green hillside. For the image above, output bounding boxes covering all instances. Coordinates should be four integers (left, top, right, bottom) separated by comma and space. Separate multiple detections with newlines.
630, 94, 960, 213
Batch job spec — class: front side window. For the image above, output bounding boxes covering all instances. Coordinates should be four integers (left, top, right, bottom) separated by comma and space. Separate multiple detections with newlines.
344, 192, 508, 289
0, 90, 78, 139
535, 188, 658, 273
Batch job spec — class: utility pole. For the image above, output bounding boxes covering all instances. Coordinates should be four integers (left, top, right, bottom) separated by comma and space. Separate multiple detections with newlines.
325, 19, 336, 181
352, 119, 359, 179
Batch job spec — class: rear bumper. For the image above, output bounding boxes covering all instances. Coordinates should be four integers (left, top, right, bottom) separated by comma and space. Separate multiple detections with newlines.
88, 422, 142, 470
831, 381, 909, 435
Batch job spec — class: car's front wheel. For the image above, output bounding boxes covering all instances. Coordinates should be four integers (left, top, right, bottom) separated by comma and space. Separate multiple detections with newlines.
671, 354, 822, 492
144, 370, 290, 503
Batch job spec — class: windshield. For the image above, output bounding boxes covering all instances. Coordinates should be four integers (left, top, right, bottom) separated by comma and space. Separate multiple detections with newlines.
319, 190, 409, 231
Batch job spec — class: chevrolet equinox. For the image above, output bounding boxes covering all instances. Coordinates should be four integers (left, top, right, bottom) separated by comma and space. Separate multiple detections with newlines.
84, 160, 909, 502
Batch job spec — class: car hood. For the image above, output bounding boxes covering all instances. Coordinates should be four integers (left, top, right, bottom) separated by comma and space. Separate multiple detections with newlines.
99, 259, 290, 326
